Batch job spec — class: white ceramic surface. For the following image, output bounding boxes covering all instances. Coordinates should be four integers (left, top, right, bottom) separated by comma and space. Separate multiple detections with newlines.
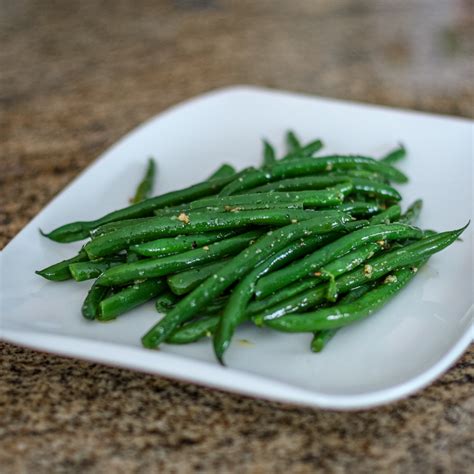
1, 86, 473, 410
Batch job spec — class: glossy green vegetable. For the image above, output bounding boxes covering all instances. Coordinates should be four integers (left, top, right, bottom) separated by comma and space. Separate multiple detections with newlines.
98, 279, 166, 321
85, 208, 319, 259
219, 156, 408, 196
155, 291, 179, 313
90, 217, 153, 238
69, 259, 123, 282
282, 139, 324, 160
141, 210, 352, 348
254, 225, 466, 322
399, 199, 423, 224
262, 264, 422, 332
208, 164, 236, 180
36, 249, 89, 281
190, 185, 353, 211
82, 282, 110, 320
42, 173, 239, 242
130, 231, 238, 257
96, 230, 262, 286
132, 158, 156, 204
310, 283, 375, 352
286, 130, 302, 152
369, 205, 401, 224
380, 144, 406, 165
167, 259, 229, 295
255, 223, 424, 299
167, 315, 220, 344
333, 201, 383, 217
262, 140, 276, 166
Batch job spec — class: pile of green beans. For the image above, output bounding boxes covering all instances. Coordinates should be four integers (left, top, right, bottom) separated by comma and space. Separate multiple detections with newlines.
36, 132, 468, 365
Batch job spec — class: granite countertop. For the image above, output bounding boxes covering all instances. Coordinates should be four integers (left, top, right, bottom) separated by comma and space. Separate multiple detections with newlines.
1, 1, 473, 472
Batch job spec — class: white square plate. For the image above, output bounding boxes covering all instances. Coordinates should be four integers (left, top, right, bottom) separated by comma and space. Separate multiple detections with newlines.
2, 86, 473, 409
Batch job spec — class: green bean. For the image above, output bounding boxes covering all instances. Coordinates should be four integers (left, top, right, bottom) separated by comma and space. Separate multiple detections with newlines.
208, 163, 236, 180
282, 139, 324, 160
130, 231, 238, 257
286, 130, 302, 152
81, 282, 110, 320
262, 140, 276, 166
262, 264, 422, 332
191, 185, 353, 211
42, 173, 239, 242
212, 220, 368, 362
369, 205, 401, 224
310, 282, 377, 352
141, 210, 352, 349
155, 291, 179, 313
331, 169, 389, 183
98, 279, 166, 321
333, 201, 383, 217
254, 225, 467, 322
250, 175, 349, 193
90, 217, 153, 238
167, 315, 220, 344
167, 259, 229, 295
219, 156, 407, 196
96, 230, 262, 286
132, 158, 156, 204
85, 209, 320, 259
255, 223, 423, 299
380, 143, 406, 165
69, 259, 124, 282
399, 199, 423, 224
36, 249, 89, 281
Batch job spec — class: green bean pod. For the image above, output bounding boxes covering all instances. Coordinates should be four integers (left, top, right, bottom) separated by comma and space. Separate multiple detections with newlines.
36, 249, 89, 281
263, 264, 423, 332
399, 199, 423, 224
69, 259, 123, 282
98, 279, 166, 321
380, 144, 406, 165
286, 130, 302, 152
219, 156, 407, 196
167, 259, 229, 295
132, 158, 156, 204
81, 282, 110, 320
155, 291, 179, 313
85, 208, 319, 259
208, 163, 236, 180
130, 230, 238, 257
42, 173, 239, 242
96, 230, 262, 286
262, 140, 276, 166
255, 224, 467, 322
255, 223, 424, 299
167, 315, 220, 344
141, 210, 352, 349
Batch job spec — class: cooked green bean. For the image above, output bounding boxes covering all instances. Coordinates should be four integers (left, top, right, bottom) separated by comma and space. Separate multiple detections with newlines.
167, 259, 229, 295
36, 249, 89, 281
42, 173, 239, 242
167, 315, 220, 344
85, 208, 319, 259
82, 282, 110, 320
255, 223, 424, 299
219, 156, 407, 196
155, 291, 179, 313
208, 163, 236, 180
130, 231, 238, 257
98, 279, 166, 321
399, 199, 423, 224
141, 210, 352, 348
69, 259, 124, 282
369, 205, 401, 224
191, 185, 353, 211
96, 230, 262, 286
262, 264, 423, 332
286, 130, 302, 152
254, 225, 466, 322
212, 220, 368, 362
282, 139, 324, 160
380, 144, 406, 165
132, 158, 156, 204
262, 140, 276, 166
310, 282, 376, 352
90, 217, 153, 238
332, 201, 383, 217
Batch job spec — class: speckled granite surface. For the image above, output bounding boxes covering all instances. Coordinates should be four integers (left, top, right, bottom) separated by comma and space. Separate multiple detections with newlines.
1, 1, 473, 472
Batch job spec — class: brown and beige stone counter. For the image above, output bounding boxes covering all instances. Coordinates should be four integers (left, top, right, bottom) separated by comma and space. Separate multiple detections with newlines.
1, 1, 473, 472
